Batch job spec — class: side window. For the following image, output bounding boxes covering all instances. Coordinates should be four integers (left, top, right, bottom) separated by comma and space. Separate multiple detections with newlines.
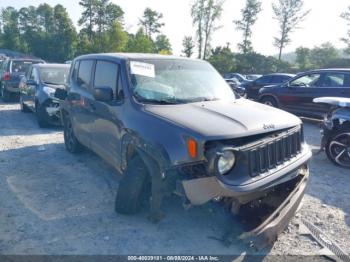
289, 74, 322, 88
29, 68, 35, 80
77, 60, 93, 90
321, 73, 345, 87
71, 61, 80, 83
94, 60, 120, 99
271, 76, 283, 84
256, 76, 271, 84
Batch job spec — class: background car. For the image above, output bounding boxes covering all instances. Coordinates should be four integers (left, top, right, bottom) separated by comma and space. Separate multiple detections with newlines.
242, 73, 295, 100
0, 58, 44, 102
225, 78, 246, 97
245, 74, 262, 81
223, 73, 249, 83
258, 69, 350, 118
19, 63, 70, 127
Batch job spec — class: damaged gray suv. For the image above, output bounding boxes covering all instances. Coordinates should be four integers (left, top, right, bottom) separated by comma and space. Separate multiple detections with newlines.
59, 53, 312, 247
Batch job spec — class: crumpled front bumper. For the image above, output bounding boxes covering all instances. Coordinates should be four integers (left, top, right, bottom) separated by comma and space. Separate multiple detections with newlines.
239, 171, 308, 248
180, 149, 311, 248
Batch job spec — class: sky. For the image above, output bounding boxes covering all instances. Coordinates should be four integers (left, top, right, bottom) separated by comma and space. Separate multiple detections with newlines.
2, 0, 350, 56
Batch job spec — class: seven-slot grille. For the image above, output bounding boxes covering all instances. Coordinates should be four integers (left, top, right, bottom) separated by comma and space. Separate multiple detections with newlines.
248, 127, 302, 177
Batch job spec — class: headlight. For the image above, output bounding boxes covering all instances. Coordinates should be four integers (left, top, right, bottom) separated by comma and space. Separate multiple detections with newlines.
217, 150, 236, 175
43, 86, 56, 96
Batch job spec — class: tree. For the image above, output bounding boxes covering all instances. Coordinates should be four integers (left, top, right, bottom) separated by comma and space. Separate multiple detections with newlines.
78, 0, 97, 40
51, 4, 77, 62
309, 42, 339, 68
182, 36, 195, 57
139, 8, 164, 39
126, 28, 155, 53
272, 0, 310, 60
154, 34, 172, 54
295, 47, 311, 70
1, 7, 23, 52
207, 45, 236, 73
234, 0, 262, 54
341, 6, 350, 54
191, 0, 224, 59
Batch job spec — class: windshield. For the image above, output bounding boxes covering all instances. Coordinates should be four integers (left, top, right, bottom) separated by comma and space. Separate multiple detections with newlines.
39, 67, 70, 86
129, 59, 235, 104
12, 61, 39, 74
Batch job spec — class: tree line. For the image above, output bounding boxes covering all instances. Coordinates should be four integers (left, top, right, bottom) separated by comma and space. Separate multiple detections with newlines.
0, 0, 172, 62
0, 0, 350, 74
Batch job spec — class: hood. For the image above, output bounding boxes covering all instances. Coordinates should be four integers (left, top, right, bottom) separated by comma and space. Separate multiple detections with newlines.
144, 98, 301, 139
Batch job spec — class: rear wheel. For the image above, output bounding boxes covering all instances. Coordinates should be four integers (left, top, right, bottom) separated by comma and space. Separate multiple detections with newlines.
261, 96, 278, 108
326, 127, 350, 169
115, 155, 151, 215
63, 115, 83, 153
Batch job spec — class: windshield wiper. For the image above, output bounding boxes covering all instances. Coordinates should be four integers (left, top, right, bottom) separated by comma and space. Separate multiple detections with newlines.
136, 97, 183, 105
187, 97, 220, 103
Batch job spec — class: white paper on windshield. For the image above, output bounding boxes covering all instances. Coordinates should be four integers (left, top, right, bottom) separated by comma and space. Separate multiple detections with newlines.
130, 61, 155, 78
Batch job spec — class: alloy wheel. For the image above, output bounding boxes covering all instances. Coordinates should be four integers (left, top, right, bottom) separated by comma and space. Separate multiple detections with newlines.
328, 132, 350, 168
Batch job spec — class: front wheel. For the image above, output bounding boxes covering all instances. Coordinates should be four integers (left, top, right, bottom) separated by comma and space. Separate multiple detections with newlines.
261, 96, 278, 108
325, 128, 350, 168
63, 115, 83, 154
1, 88, 11, 102
35, 103, 49, 128
115, 155, 151, 215
20, 96, 31, 113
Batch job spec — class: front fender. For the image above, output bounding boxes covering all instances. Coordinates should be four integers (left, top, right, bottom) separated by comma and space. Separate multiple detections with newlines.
331, 108, 350, 124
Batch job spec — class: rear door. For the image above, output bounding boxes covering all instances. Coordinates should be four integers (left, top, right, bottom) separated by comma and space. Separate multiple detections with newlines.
89, 60, 124, 171
68, 59, 95, 148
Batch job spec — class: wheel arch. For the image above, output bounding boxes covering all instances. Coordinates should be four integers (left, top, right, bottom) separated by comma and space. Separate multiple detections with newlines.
259, 94, 280, 107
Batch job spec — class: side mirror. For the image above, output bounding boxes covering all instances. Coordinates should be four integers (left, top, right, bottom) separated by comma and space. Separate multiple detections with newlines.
54, 88, 68, 100
93, 87, 113, 102
26, 79, 37, 86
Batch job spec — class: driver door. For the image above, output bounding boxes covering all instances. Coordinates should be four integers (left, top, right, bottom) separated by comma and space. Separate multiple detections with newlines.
278, 73, 325, 117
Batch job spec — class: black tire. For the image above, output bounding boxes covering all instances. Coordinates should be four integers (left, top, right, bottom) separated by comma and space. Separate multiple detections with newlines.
63, 115, 83, 154
325, 127, 350, 169
115, 155, 151, 215
20, 96, 31, 113
2, 88, 11, 102
35, 103, 49, 128
261, 96, 278, 108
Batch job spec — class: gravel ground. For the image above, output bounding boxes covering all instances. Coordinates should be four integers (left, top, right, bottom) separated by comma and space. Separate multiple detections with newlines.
0, 101, 349, 259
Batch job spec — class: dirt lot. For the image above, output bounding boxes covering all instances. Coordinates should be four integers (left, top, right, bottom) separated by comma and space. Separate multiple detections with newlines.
0, 101, 349, 258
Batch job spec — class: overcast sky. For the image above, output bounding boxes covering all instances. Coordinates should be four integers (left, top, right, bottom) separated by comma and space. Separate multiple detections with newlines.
4, 0, 350, 56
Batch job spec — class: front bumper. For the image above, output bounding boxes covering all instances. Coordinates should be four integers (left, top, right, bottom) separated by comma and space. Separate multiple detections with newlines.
179, 147, 311, 248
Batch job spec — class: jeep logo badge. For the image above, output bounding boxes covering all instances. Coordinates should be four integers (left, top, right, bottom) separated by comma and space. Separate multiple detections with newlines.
263, 124, 275, 130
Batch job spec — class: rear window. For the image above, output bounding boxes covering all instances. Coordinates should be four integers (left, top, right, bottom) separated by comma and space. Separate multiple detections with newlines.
11, 61, 40, 74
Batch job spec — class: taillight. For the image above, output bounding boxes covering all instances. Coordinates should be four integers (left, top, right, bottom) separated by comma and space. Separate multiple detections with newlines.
2, 72, 10, 81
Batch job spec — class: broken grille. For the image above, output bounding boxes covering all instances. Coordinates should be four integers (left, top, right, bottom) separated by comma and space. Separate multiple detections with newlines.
248, 127, 302, 177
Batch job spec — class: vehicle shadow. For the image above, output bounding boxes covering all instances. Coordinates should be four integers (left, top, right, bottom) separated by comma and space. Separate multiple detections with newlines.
0, 108, 62, 136
0, 143, 264, 256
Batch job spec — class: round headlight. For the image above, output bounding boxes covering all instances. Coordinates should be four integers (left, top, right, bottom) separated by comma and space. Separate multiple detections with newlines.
217, 151, 236, 175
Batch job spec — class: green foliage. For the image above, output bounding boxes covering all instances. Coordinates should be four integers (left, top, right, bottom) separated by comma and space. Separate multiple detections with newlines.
234, 0, 262, 54
0, 4, 77, 62
191, 0, 224, 59
309, 43, 340, 68
295, 47, 311, 70
126, 28, 155, 53
207, 45, 235, 73
154, 34, 172, 54
182, 36, 195, 57
272, 0, 310, 60
139, 8, 164, 39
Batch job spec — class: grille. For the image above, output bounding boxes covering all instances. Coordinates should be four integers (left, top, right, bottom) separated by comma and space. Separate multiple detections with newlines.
248, 127, 302, 177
